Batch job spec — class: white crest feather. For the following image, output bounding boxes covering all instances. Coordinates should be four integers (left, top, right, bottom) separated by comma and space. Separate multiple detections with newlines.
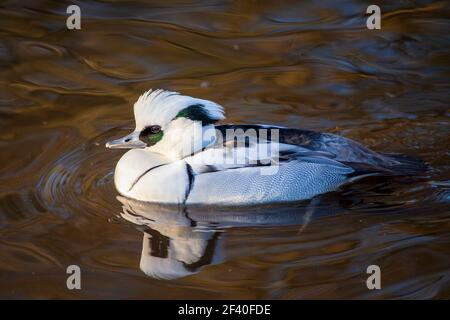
133, 89, 225, 130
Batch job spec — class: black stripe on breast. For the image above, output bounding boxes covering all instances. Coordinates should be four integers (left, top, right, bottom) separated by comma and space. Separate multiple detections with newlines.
128, 163, 167, 192
184, 163, 195, 203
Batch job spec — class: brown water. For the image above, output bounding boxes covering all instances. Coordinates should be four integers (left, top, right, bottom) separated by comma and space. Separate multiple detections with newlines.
0, 0, 449, 299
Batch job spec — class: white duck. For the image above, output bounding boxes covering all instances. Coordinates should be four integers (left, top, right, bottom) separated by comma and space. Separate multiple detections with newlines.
106, 89, 425, 205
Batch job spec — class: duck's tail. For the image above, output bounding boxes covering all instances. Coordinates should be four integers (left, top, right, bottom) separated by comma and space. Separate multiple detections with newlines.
381, 153, 429, 176
345, 153, 429, 178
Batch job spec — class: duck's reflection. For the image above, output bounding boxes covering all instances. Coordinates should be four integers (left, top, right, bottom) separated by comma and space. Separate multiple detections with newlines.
119, 196, 223, 280
117, 195, 336, 280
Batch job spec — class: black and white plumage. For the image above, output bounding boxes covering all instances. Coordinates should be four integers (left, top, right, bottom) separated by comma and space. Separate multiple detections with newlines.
106, 89, 426, 205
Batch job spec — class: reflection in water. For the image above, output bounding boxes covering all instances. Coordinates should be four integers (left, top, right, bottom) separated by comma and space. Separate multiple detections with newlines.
117, 194, 349, 280
119, 197, 224, 280
118, 196, 328, 280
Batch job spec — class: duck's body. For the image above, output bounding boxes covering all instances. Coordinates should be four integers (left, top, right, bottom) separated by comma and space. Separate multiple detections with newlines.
107, 90, 425, 205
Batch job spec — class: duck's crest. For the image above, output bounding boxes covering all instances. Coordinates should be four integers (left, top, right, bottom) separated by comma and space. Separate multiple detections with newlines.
133, 89, 225, 130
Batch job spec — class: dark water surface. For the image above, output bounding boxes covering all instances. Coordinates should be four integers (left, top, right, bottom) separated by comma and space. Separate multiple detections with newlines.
0, 0, 449, 299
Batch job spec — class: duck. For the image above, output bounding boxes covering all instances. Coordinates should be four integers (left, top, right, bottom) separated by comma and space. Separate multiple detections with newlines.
106, 89, 425, 205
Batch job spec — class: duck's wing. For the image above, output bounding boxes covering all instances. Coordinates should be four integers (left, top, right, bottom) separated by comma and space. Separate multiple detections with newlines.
214, 124, 388, 164
214, 124, 427, 176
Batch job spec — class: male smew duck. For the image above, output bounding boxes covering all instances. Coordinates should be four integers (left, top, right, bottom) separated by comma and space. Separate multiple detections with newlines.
106, 89, 425, 205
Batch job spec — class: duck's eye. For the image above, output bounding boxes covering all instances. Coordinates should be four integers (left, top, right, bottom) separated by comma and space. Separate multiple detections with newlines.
139, 125, 164, 146
149, 125, 161, 134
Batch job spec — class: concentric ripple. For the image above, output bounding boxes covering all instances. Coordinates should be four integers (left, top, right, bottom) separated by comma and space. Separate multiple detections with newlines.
36, 128, 124, 220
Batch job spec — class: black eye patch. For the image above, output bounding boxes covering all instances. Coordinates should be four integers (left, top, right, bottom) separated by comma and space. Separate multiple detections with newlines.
140, 125, 161, 137
139, 125, 164, 147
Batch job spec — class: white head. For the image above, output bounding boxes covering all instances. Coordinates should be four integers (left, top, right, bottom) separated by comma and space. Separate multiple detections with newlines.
106, 89, 225, 159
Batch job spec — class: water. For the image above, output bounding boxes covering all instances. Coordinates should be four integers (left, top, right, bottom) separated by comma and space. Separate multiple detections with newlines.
0, 0, 449, 299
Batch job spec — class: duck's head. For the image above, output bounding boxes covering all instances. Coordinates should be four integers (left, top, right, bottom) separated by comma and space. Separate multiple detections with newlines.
106, 89, 225, 159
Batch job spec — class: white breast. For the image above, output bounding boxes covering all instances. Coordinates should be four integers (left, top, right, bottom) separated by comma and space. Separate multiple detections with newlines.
114, 149, 189, 203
